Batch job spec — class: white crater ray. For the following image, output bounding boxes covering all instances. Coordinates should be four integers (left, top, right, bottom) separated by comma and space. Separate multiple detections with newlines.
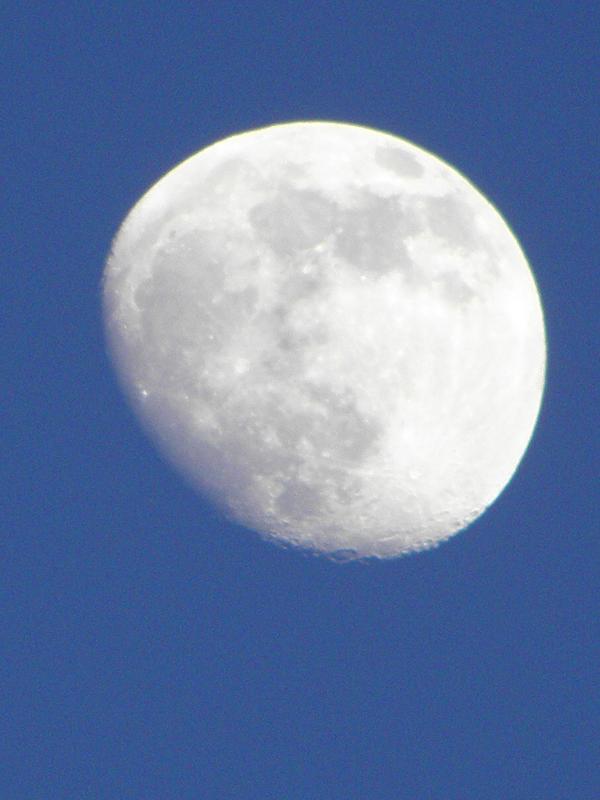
103, 121, 546, 559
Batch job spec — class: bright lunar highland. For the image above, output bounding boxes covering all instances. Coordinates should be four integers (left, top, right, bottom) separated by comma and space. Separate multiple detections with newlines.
103, 121, 546, 559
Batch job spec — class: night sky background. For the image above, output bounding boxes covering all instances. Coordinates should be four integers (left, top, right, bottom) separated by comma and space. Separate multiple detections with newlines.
5, 4, 598, 798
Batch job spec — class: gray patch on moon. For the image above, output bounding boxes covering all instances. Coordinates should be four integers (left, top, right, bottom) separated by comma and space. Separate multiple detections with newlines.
203, 157, 263, 199
305, 386, 383, 464
374, 145, 424, 177
259, 290, 332, 381
276, 481, 326, 519
426, 193, 477, 250
438, 272, 476, 305
279, 267, 328, 304
335, 192, 420, 276
133, 228, 259, 393
248, 186, 338, 255
216, 381, 383, 529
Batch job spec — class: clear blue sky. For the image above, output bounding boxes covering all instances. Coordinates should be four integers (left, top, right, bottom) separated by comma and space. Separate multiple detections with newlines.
5, 4, 598, 798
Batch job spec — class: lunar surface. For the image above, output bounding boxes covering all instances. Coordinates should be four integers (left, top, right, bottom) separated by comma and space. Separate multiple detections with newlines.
103, 121, 546, 559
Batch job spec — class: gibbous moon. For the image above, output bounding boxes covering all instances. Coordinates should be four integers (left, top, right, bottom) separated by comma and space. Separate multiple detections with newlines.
103, 121, 546, 559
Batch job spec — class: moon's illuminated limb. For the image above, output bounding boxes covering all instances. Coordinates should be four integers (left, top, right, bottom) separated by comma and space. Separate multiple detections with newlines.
103, 121, 546, 559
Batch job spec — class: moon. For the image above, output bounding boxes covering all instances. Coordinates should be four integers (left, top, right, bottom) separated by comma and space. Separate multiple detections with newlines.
103, 121, 546, 559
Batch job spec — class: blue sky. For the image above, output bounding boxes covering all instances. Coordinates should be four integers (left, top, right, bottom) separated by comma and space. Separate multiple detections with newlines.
5, 4, 598, 798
